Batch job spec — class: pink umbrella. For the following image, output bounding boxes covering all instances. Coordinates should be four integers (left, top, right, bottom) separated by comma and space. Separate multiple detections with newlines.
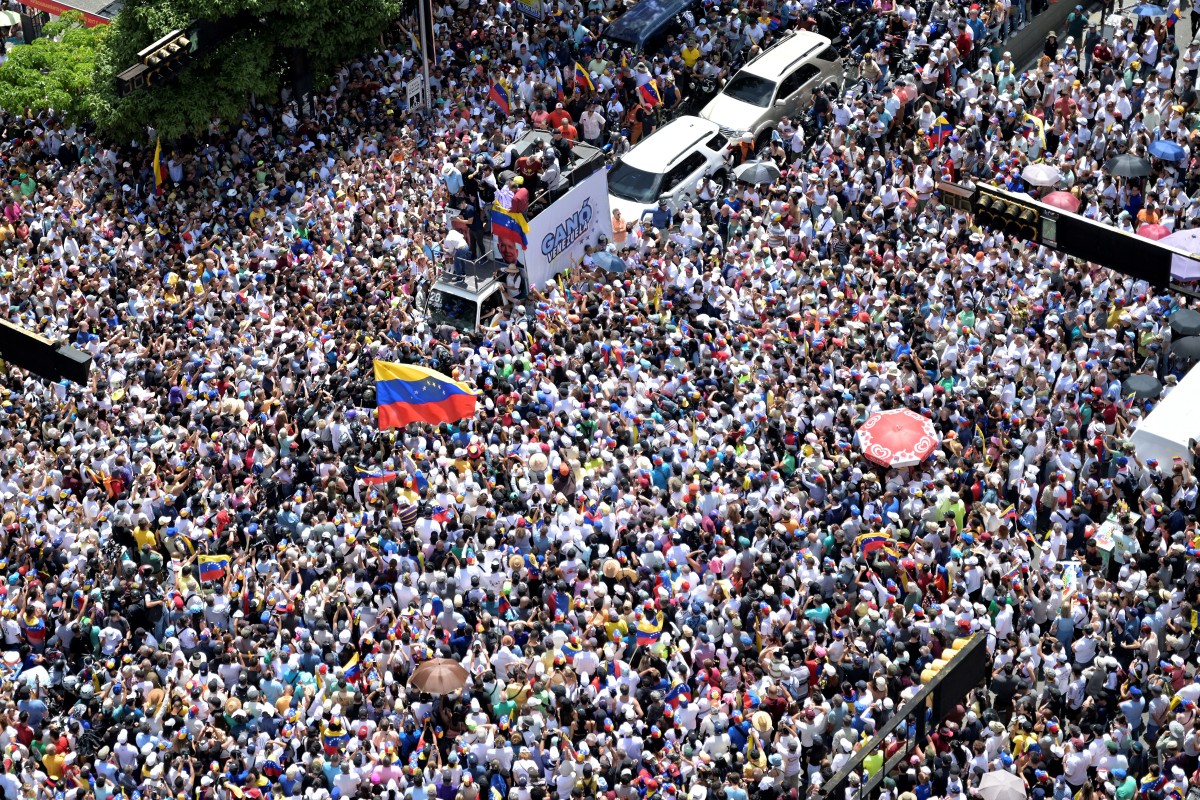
1139, 223, 1171, 240
1042, 191, 1079, 212
856, 408, 940, 469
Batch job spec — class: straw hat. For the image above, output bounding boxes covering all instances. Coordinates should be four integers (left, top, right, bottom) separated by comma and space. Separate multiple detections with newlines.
752, 711, 774, 732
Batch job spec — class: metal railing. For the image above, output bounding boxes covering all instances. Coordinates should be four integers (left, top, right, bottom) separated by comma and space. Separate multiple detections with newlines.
435, 250, 502, 294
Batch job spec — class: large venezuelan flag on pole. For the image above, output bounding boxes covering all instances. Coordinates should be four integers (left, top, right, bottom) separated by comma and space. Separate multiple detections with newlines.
153, 137, 166, 195
490, 201, 529, 249
375, 360, 480, 429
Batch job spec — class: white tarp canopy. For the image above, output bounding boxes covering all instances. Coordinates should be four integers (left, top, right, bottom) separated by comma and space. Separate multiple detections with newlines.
1129, 364, 1200, 466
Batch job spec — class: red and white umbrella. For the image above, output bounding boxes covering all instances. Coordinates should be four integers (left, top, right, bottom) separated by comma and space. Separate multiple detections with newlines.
857, 408, 940, 468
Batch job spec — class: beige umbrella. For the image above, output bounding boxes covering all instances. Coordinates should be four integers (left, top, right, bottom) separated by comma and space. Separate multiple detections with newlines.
409, 658, 469, 695
977, 770, 1027, 800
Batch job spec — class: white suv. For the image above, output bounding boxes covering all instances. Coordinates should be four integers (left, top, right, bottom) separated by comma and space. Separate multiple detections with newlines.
700, 30, 843, 148
606, 115, 731, 225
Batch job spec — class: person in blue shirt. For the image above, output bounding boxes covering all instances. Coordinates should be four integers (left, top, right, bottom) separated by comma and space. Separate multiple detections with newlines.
727, 710, 751, 751
724, 774, 750, 800
648, 198, 672, 230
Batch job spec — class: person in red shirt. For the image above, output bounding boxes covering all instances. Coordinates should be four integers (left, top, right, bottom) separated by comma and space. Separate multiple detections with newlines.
547, 102, 572, 130
1054, 88, 1078, 121
509, 177, 530, 214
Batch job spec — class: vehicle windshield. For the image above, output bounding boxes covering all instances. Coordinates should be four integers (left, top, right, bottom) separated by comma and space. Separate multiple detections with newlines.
428, 289, 478, 331
608, 159, 662, 203
721, 72, 776, 107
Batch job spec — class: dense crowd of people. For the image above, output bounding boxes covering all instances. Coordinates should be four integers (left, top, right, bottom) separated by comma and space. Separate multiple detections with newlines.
0, 1, 1199, 800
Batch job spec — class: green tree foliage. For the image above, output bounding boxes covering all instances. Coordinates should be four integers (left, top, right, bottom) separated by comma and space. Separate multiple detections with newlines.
0, 12, 107, 123
91, 0, 401, 141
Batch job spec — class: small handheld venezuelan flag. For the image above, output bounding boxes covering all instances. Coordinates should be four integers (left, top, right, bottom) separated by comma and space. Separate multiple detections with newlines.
198, 554, 229, 582
926, 116, 952, 147
575, 62, 595, 92
343, 652, 362, 681
355, 466, 397, 485
636, 612, 663, 646
638, 79, 661, 107
487, 80, 511, 115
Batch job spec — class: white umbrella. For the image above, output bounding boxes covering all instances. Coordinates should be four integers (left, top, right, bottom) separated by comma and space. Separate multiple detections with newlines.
977, 770, 1028, 800
1161, 228, 1200, 281
1021, 163, 1061, 187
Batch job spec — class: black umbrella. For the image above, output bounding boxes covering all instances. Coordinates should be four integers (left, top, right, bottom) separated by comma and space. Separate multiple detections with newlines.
1170, 308, 1200, 337
1104, 154, 1152, 178
1123, 374, 1163, 400
1170, 336, 1200, 361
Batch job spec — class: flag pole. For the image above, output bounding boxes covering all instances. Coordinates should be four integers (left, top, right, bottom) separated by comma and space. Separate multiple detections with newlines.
417, 0, 433, 112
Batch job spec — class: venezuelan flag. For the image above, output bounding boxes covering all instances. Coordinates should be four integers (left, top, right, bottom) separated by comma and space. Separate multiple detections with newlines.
198, 554, 229, 582
575, 62, 595, 92
343, 652, 362, 681
638, 79, 661, 107
490, 201, 529, 249
374, 360, 480, 429
322, 720, 350, 753
488, 81, 511, 116
855, 532, 891, 557
552, 590, 571, 616
498, 595, 516, 620
1021, 113, 1046, 148
153, 136, 166, 195
665, 681, 692, 708
926, 116, 952, 147
355, 466, 397, 485
561, 638, 581, 663
636, 612, 663, 646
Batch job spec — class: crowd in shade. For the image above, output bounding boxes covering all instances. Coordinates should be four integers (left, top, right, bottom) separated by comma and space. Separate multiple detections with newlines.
4, 1, 1200, 800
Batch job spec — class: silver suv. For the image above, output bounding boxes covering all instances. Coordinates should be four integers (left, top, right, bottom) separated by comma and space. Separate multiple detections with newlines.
700, 30, 843, 148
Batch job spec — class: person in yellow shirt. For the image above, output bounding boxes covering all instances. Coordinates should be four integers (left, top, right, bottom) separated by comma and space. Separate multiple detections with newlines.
132, 520, 157, 551
602, 608, 628, 641
42, 744, 66, 781
681, 39, 702, 68
176, 564, 200, 596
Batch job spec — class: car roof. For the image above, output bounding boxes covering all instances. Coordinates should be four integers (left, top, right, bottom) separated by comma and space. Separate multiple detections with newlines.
739, 30, 832, 78
619, 116, 721, 170
605, 0, 694, 44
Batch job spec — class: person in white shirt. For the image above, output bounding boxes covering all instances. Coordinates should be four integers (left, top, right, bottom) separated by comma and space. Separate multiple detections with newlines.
579, 104, 605, 146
